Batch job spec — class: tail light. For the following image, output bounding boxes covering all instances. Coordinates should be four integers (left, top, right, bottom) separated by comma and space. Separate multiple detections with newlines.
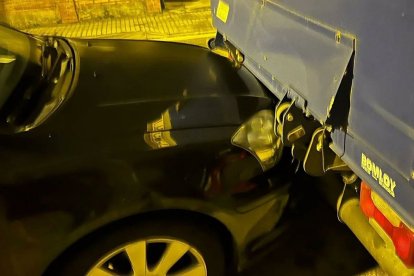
231, 110, 282, 171
360, 182, 414, 267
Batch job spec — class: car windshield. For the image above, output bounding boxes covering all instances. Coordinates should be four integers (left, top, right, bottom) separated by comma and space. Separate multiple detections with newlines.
0, 25, 31, 109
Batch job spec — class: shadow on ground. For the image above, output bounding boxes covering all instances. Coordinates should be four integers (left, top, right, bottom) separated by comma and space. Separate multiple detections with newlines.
241, 174, 378, 276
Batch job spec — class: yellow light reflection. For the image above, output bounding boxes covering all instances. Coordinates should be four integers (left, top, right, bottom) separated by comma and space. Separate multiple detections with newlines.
144, 109, 177, 149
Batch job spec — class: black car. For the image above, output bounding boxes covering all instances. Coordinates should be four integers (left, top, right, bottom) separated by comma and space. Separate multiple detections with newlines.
0, 25, 291, 276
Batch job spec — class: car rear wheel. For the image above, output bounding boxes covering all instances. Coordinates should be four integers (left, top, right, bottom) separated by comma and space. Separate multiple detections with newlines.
49, 218, 227, 276
87, 238, 208, 276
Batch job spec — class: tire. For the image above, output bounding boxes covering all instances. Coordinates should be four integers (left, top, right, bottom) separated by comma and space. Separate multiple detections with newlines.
48, 218, 227, 276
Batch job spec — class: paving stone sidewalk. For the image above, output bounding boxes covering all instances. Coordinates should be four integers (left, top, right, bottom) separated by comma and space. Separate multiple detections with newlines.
25, 4, 215, 41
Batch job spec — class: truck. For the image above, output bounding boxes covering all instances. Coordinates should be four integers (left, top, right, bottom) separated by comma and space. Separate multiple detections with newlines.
208, 0, 414, 274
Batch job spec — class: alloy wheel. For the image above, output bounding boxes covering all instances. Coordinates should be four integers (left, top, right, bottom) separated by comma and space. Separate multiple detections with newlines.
87, 238, 207, 276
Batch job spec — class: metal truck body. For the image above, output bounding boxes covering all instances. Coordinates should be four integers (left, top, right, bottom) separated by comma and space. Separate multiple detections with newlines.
209, 0, 414, 274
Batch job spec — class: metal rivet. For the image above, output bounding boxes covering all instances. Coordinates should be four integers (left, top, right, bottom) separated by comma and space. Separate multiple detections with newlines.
286, 113, 294, 122
411, 171, 414, 180
335, 31, 341, 44
263, 55, 268, 61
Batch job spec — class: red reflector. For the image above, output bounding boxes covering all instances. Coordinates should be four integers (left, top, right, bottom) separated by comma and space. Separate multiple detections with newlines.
360, 182, 414, 267
374, 210, 394, 236
393, 224, 414, 267
360, 182, 375, 217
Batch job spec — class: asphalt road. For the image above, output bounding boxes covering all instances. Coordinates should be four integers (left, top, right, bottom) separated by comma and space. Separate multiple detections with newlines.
240, 174, 382, 276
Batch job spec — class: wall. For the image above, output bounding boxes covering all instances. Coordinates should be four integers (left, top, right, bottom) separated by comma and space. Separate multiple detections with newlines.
75, 0, 145, 22
1, 0, 61, 27
0, 0, 155, 28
